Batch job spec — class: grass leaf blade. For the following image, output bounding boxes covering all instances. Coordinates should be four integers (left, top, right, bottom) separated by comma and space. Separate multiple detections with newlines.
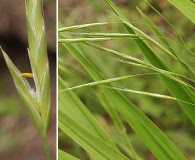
167, 0, 195, 24
1, 48, 44, 133
58, 149, 80, 160
63, 43, 187, 160
104, 0, 195, 125
59, 110, 129, 160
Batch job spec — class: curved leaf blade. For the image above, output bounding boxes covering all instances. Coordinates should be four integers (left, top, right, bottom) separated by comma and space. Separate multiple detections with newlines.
59, 111, 129, 160
167, 0, 195, 24
1, 49, 44, 134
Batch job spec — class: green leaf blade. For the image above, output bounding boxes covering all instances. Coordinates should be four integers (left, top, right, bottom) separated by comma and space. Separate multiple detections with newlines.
167, 0, 195, 24
63, 43, 187, 160
59, 111, 129, 160
58, 149, 80, 160
58, 77, 117, 148
26, 0, 51, 133
1, 49, 44, 134
104, 0, 195, 125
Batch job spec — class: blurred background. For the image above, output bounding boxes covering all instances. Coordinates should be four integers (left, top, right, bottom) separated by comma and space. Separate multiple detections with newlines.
0, 0, 56, 159
58, 0, 195, 159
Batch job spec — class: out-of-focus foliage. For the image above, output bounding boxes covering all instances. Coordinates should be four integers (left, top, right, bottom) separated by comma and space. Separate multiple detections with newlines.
0, 0, 56, 53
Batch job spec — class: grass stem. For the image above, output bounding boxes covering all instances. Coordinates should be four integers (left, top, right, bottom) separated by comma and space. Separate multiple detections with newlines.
42, 134, 51, 160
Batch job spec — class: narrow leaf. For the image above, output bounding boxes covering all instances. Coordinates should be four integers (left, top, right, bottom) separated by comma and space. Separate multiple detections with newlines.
58, 77, 117, 148
104, 0, 195, 125
58, 149, 80, 160
137, 7, 195, 79
26, 0, 51, 132
58, 22, 109, 32
63, 43, 187, 160
59, 111, 129, 160
167, 0, 195, 24
1, 49, 44, 134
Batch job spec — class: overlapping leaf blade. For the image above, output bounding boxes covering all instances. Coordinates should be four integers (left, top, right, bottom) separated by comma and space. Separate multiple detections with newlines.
137, 7, 195, 80
58, 76, 116, 148
26, 0, 51, 132
63, 43, 187, 160
103, 0, 195, 125
58, 1, 195, 159
59, 110, 129, 160
58, 149, 80, 160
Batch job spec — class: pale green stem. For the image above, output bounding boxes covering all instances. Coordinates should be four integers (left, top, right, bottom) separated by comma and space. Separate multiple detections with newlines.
42, 134, 51, 160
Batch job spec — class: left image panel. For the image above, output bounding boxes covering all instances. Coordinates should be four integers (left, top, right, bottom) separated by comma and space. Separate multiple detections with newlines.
0, 0, 56, 159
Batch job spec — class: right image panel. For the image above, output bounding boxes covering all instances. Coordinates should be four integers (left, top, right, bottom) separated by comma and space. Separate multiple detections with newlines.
58, 1, 195, 160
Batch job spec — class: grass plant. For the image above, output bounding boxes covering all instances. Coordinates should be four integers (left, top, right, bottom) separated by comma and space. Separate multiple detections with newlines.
58, 0, 195, 159
1, 0, 51, 159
